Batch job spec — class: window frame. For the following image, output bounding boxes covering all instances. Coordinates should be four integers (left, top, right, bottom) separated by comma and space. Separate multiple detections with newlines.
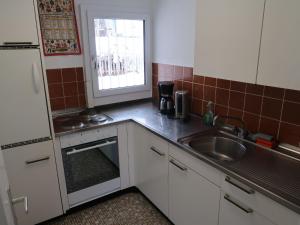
80, 5, 152, 106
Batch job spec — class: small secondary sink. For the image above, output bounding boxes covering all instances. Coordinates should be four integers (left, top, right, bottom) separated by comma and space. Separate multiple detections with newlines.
187, 135, 247, 162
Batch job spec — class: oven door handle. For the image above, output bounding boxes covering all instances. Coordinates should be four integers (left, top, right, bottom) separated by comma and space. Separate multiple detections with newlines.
66, 140, 117, 156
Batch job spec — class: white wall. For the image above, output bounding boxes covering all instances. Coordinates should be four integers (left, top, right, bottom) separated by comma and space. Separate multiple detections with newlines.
152, 0, 197, 67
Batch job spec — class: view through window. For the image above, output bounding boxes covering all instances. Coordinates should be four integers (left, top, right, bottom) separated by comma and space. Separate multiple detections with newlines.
94, 19, 145, 90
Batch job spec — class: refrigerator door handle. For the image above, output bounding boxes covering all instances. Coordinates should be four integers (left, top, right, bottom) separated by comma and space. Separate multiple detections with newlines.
32, 63, 41, 94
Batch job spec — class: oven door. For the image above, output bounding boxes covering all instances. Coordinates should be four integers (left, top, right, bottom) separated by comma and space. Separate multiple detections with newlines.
62, 136, 120, 207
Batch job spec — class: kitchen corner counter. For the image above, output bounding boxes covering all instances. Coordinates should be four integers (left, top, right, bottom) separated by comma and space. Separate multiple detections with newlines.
53, 100, 300, 215
54, 100, 209, 141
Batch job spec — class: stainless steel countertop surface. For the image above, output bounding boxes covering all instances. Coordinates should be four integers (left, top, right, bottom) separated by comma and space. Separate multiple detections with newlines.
54, 100, 300, 214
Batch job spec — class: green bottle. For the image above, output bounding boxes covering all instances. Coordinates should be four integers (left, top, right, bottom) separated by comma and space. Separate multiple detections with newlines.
203, 101, 214, 126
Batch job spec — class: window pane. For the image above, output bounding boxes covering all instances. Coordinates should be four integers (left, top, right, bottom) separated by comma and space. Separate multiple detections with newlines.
94, 19, 145, 90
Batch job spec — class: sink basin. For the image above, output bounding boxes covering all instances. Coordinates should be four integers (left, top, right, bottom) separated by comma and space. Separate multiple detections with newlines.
187, 135, 247, 162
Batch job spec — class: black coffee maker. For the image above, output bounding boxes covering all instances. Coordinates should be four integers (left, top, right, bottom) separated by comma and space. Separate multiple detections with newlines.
158, 81, 174, 114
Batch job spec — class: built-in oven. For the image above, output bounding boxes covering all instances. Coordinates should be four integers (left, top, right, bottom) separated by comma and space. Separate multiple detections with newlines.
61, 131, 120, 207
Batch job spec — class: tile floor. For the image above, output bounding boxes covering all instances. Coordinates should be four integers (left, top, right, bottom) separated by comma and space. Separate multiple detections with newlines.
41, 192, 172, 225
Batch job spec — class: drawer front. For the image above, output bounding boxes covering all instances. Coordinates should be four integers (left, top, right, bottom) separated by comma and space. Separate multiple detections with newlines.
60, 126, 117, 148
149, 132, 168, 156
219, 191, 275, 225
3, 141, 62, 225
221, 175, 300, 225
169, 144, 223, 187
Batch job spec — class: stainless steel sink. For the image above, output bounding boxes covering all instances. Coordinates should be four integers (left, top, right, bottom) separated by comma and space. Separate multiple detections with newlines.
179, 131, 247, 162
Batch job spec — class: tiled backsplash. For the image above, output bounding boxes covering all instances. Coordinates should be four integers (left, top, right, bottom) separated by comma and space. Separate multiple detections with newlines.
152, 63, 300, 146
46, 67, 86, 111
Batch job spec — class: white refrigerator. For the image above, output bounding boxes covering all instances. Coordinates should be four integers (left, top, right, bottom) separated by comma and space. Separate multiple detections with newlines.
0, 46, 51, 148
0, 1, 62, 224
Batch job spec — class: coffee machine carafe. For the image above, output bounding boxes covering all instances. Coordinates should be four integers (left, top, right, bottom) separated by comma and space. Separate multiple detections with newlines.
158, 81, 174, 114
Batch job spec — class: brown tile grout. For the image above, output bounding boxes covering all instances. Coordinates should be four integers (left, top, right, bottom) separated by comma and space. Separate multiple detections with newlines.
257, 86, 266, 132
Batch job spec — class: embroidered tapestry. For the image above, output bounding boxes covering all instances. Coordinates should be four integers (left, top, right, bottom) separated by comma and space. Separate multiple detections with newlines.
37, 0, 81, 56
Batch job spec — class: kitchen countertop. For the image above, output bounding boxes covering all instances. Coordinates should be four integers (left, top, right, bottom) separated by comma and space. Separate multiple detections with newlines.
54, 100, 300, 214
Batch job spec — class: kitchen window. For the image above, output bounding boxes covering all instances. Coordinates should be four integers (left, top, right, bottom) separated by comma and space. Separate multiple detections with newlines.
81, 5, 152, 106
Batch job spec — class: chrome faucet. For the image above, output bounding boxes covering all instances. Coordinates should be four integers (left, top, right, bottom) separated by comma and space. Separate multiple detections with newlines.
213, 115, 247, 138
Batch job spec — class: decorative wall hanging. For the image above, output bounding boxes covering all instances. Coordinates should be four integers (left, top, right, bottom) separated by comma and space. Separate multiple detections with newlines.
37, 0, 81, 56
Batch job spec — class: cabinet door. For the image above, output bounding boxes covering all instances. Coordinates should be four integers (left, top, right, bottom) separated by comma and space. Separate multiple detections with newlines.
3, 141, 63, 225
257, 0, 300, 90
0, 49, 51, 147
0, 0, 39, 45
169, 157, 220, 225
219, 192, 275, 225
194, 0, 265, 83
138, 131, 169, 216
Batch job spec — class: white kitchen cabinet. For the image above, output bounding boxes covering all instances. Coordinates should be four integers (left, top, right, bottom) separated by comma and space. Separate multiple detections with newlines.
219, 191, 275, 225
3, 141, 63, 225
131, 124, 169, 216
222, 175, 300, 225
257, 0, 300, 90
0, 0, 39, 45
169, 156, 220, 225
194, 0, 265, 83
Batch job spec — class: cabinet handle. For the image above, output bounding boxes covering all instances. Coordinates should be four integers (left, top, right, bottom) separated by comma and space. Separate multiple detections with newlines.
225, 176, 255, 194
3, 42, 33, 45
224, 194, 253, 214
12, 196, 28, 214
150, 146, 165, 156
66, 140, 117, 156
32, 63, 41, 94
25, 156, 50, 165
170, 159, 187, 171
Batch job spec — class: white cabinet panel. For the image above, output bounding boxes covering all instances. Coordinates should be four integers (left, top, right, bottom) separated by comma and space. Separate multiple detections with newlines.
169, 157, 220, 225
133, 125, 169, 216
222, 175, 300, 225
194, 0, 265, 83
0, 152, 15, 225
0, 49, 51, 146
257, 0, 300, 90
219, 192, 275, 225
0, 0, 39, 45
3, 141, 63, 225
